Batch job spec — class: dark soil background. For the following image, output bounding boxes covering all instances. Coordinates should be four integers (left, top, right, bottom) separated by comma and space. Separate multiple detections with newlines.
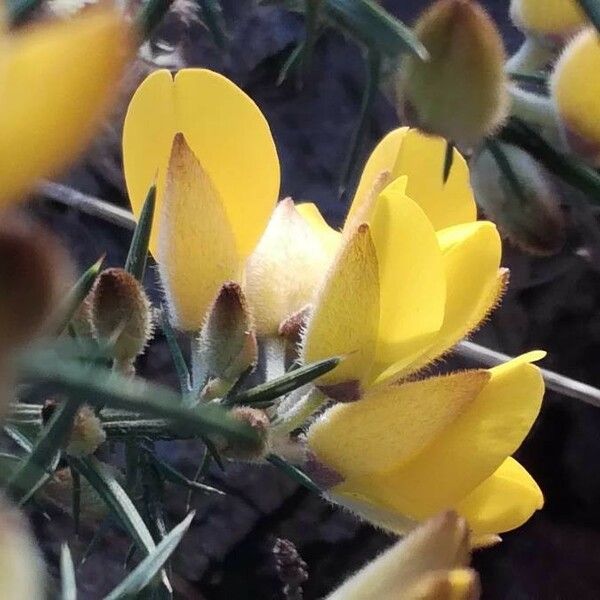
26, 0, 600, 598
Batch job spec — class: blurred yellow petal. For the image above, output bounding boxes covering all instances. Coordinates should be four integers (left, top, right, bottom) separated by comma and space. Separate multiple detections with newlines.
244, 199, 334, 336
123, 68, 280, 257
296, 202, 342, 255
326, 512, 470, 600
308, 371, 489, 480
301, 224, 379, 399
334, 354, 544, 529
405, 568, 480, 600
511, 0, 586, 36
383, 221, 504, 381
392, 129, 477, 230
456, 457, 543, 535
158, 134, 239, 331
350, 127, 408, 221
0, 9, 133, 207
369, 179, 446, 373
551, 28, 600, 163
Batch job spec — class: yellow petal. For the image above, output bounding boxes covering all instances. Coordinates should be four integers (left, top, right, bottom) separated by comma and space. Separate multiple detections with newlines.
0, 9, 133, 207
308, 371, 490, 480
296, 202, 342, 256
369, 179, 446, 374
350, 127, 409, 221
382, 221, 504, 381
391, 129, 477, 230
405, 568, 480, 600
244, 199, 335, 336
326, 512, 470, 600
158, 134, 239, 331
333, 354, 544, 528
511, 0, 587, 35
456, 457, 543, 535
123, 68, 280, 257
551, 28, 600, 162
301, 224, 379, 398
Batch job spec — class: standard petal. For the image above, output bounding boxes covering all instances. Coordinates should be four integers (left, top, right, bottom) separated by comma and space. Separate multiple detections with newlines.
244, 199, 335, 336
455, 457, 543, 535
296, 202, 342, 255
123, 68, 280, 257
301, 224, 380, 397
352, 353, 544, 522
350, 127, 409, 221
0, 9, 133, 207
368, 179, 446, 373
308, 371, 489, 480
158, 134, 239, 331
391, 129, 477, 230
383, 221, 504, 381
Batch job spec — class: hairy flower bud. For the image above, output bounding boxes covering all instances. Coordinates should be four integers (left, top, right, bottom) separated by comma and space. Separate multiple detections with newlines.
0, 497, 45, 600
551, 28, 600, 165
217, 406, 270, 461
470, 142, 565, 255
90, 268, 153, 362
397, 0, 508, 149
510, 0, 587, 41
0, 217, 72, 349
198, 282, 257, 384
66, 405, 106, 457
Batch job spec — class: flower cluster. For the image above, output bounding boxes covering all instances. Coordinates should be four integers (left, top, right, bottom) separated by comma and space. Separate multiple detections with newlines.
123, 66, 545, 542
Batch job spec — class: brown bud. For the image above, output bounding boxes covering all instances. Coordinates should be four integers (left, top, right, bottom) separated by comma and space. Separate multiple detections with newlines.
90, 267, 153, 362
397, 0, 508, 149
66, 405, 106, 457
217, 406, 270, 461
0, 216, 72, 349
470, 142, 566, 255
198, 282, 257, 383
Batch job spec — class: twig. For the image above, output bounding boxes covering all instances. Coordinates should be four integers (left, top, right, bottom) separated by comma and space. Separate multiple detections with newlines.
457, 341, 600, 409
39, 181, 136, 230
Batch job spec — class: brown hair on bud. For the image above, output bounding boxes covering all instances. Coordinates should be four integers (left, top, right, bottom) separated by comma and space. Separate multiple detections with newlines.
90, 267, 153, 362
199, 282, 258, 383
0, 217, 72, 349
397, 0, 508, 149
218, 406, 270, 461
470, 142, 566, 255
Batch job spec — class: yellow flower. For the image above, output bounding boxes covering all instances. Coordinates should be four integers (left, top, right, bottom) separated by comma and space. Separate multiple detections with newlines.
551, 27, 600, 165
326, 511, 479, 600
510, 0, 587, 39
244, 198, 339, 337
295, 128, 544, 536
0, 7, 134, 207
123, 69, 280, 330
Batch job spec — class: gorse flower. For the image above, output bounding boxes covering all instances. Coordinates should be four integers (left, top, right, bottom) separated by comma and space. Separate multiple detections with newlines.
326, 511, 479, 600
0, 6, 133, 207
551, 27, 600, 165
123, 69, 280, 330
510, 0, 587, 40
292, 128, 544, 537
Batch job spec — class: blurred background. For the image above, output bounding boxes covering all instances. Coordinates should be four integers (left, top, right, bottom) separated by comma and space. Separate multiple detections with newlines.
30, 0, 600, 597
